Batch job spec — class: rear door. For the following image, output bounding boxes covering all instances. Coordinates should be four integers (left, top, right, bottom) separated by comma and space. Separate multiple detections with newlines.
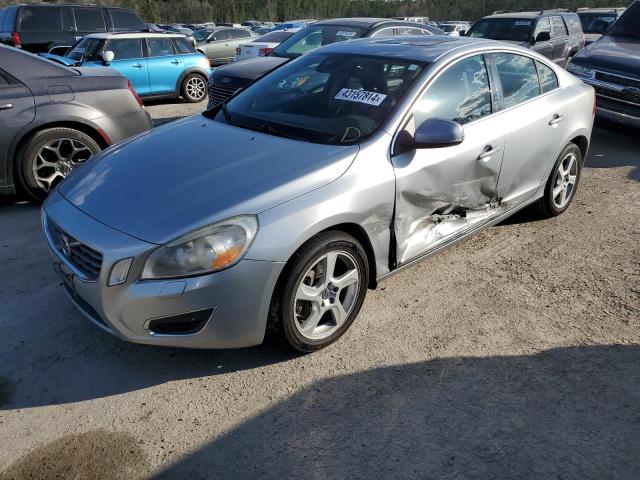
145, 37, 183, 94
551, 16, 569, 64
391, 54, 506, 264
490, 53, 567, 205
103, 38, 150, 95
204, 29, 230, 64
531, 17, 553, 60
0, 69, 35, 186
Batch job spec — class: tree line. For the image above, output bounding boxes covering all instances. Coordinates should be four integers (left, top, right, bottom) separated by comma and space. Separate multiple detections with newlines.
0, 0, 628, 23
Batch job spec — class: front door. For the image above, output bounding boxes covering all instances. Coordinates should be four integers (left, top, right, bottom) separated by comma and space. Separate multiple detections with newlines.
531, 17, 553, 60
145, 37, 184, 94
391, 55, 505, 265
103, 38, 149, 95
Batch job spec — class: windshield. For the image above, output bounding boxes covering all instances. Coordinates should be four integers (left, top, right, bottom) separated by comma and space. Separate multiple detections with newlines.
578, 13, 617, 33
440, 24, 457, 32
67, 38, 103, 62
270, 25, 366, 59
467, 18, 533, 42
193, 29, 213, 41
209, 53, 426, 145
608, 3, 640, 38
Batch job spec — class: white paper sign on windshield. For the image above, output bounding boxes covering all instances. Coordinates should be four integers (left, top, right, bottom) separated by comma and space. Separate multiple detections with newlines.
334, 89, 388, 106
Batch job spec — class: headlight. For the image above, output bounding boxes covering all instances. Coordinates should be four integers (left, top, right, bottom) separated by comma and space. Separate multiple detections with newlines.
142, 215, 258, 280
567, 62, 594, 78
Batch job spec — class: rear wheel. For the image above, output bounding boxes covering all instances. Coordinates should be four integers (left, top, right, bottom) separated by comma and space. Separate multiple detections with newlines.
181, 73, 207, 103
17, 127, 100, 200
268, 231, 369, 353
532, 142, 582, 218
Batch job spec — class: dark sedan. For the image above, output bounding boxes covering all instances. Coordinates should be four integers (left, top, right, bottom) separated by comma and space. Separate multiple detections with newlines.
0, 45, 153, 199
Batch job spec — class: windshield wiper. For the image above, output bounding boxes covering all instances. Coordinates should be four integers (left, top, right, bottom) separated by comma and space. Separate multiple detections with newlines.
220, 100, 232, 124
249, 123, 308, 142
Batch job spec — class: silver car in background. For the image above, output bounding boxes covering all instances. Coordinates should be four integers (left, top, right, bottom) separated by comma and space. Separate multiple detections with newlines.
42, 36, 595, 352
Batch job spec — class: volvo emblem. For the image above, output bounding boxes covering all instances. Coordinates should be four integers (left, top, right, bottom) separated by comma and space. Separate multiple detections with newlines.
60, 234, 71, 257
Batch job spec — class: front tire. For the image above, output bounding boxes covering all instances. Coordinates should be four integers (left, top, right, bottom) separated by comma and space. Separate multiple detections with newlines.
532, 142, 583, 218
17, 127, 101, 201
181, 73, 207, 103
268, 231, 369, 353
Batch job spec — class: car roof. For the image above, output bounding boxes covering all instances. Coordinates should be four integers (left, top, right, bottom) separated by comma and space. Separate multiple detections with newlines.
486, 10, 571, 19
313, 35, 493, 62
84, 32, 187, 40
576, 8, 625, 13
314, 17, 429, 28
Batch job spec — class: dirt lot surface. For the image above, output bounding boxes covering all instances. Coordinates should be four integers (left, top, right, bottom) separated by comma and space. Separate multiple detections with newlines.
0, 99, 638, 479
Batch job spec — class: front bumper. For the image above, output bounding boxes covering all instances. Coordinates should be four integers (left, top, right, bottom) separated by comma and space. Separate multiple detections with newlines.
43, 191, 285, 349
579, 75, 640, 128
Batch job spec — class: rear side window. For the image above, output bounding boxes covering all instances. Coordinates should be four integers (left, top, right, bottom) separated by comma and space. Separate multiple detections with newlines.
552, 16, 568, 37
109, 9, 145, 31
414, 55, 492, 126
106, 39, 143, 60
536, 61, 559, 93
73, 7, 106, 32
19, 6, 62, 32
147, 38, 176, 57
229, 29, 250, 39
1, 7, 16, 31
397, 27, 428, 35
174, 37, 196, 54
492, 53, 541, 109
0, 10, 6, 31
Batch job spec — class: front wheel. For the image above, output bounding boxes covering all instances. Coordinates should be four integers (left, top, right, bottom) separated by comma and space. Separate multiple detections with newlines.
532, 142, 583, 218
181, 73, 207, 103
268, 231, 369, 353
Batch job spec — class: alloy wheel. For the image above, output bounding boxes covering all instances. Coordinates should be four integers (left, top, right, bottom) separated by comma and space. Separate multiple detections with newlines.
32, 138, 93, 191
186, 76, 207, 101
292, 250, 361, 340
552, 152, 578, 209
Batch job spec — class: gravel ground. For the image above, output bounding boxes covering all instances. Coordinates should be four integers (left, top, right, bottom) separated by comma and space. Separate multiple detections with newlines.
0, 100, 638, 479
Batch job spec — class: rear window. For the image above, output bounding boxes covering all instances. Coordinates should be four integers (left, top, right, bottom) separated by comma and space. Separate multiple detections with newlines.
174, 37, 196, 54
19, 6, 63, 32
73, 7, 106, 32
467, 18, 533, 42
255, 31, 293, 43
109, 9, 145, 31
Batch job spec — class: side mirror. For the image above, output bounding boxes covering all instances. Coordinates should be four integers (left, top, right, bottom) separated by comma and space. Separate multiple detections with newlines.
102, 50, 115, 64
413, 118, 464, 149
459, 29, 467, 36
534, 31, 551, 43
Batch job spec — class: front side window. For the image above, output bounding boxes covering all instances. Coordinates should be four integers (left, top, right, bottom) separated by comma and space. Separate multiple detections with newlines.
73, 7, 106, 32
271, 25, 365, 58
193, 29, 213, 42
467, 18, 533, 42
67, 37, 103, 61
147, 38, 175, 57
212, 30, 230, 41
106, 39, 143, 60
414, 55, 492, 127
110, 10, 145, 31
215, 53, 425, 145
492, 53, 541, 109
536, 61, 559, 93
534, 17, 551, 37
20, 6, 62, 32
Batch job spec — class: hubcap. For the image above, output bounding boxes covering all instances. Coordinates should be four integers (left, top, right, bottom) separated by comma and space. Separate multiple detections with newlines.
293, 251, 360, 340
32, 138, 94, 191
552, 152, 578, 209
186, 77, 206, 100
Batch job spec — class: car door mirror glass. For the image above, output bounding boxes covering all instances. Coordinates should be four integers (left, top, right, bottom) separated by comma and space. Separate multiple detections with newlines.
534, 31, 551, 43
413, 118, 464, 149
102, 50, 115, 64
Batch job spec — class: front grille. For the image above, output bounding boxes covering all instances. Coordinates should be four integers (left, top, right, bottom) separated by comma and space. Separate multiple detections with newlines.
594, 85, 640, 106
207, 84, 239, 109
597, 95, 640, 118
49, 222, 103, 281
595, 71, 640, 89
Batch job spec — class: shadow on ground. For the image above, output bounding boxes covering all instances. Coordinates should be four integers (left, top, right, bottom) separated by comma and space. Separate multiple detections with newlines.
153, 345, 640, 479
587, 122, 640, 181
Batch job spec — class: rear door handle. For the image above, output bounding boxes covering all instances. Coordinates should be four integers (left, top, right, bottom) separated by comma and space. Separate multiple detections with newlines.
132, 63, 143, 69
0, 103, 13, 110
549, 114, 565, 126
478, 145, 501, 161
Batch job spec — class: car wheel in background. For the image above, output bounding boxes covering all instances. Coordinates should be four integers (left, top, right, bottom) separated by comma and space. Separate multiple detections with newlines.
269, 231, 369, 353
533, 142, 583, 218
181, 73, 208, 103
17, 127, 101, 201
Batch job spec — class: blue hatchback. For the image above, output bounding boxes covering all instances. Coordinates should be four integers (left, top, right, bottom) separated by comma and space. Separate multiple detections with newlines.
41, 33, 211, 103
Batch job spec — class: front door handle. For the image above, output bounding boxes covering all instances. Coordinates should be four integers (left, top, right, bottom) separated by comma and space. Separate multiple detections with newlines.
549, 114, 565, 126
0, 103, 14, 110
478, 145, 501, 161
170, 60, 181, 65
131, 63, 143, 69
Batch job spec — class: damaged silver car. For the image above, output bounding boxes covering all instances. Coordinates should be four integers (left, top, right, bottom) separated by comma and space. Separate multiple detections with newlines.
43, 36, 595, 353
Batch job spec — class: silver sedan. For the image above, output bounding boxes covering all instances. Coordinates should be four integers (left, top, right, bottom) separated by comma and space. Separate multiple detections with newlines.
43, 36, 595, 352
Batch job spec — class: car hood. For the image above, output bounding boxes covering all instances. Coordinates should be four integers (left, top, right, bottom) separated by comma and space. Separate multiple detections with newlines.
572, 35, 640, 78
212, 56, 288, 80
39, 53, 79, 66
59, 116, 358, 245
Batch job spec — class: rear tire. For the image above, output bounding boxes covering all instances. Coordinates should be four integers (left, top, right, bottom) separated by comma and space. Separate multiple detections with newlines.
181, 73, 207, 103
268, 231, 369, 353
16, 127, 101, 201
532, 142, 582, 218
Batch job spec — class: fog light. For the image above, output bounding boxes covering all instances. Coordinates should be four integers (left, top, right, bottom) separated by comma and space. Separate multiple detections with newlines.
108, 258, 133, 286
